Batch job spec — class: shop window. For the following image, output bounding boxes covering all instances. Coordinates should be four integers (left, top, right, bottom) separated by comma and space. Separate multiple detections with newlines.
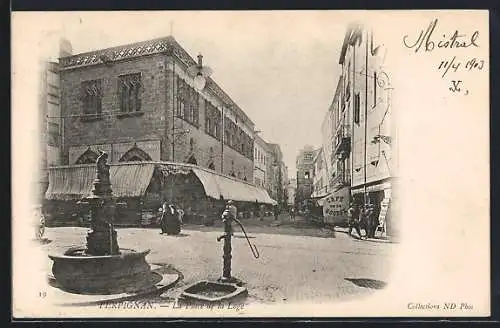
81, 79, 102, 114
119, 73, 142, 113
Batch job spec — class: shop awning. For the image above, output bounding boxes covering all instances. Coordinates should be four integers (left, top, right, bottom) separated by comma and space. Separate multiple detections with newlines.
351, 180, 391, 194
310, 191, 329, 199
189, 168, 222, 200
45, 163, 156, 201
190, 167, 276, 205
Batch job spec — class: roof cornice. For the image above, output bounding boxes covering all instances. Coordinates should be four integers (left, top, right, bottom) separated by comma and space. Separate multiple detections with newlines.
59, 36, 177, 70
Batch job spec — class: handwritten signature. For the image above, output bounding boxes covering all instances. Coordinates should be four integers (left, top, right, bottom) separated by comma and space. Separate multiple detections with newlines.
402, 18, 484, 96
403, 18, 480, 53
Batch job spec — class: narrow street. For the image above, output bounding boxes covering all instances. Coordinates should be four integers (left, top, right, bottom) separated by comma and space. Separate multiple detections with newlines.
39, 215, 396, 305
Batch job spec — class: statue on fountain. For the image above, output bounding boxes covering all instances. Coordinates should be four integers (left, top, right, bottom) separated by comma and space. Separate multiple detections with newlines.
92, 150, 112, 197
85, 150, 119, 256
96, 151, 109, 180
48, 149, 161, 296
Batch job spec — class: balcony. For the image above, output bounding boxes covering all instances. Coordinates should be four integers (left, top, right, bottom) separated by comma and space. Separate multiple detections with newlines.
334, 124, 351, 158
331, 173, 350, 188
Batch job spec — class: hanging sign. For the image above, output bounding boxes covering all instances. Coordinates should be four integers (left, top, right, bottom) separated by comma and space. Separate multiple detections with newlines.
322, 187, 350, 224
378, 197, 390, 228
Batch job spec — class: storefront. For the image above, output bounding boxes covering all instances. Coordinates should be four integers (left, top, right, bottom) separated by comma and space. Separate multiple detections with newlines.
309, 190, 329, 222
44, 161, 277, 227
351, 178, 394, 237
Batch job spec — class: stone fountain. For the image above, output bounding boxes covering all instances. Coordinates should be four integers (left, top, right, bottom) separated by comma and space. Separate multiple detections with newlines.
178, 208, 259, 304
48, 152, 179, 301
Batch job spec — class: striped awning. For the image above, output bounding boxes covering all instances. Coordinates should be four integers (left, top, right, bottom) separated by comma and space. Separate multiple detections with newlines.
45, 161, 276, 205
191, 167, 276, 205
45, 163, 155, 200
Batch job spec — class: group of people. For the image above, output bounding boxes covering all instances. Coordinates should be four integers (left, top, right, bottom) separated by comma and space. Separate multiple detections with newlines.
347, 203, 380, 240
158, 201, 184, 235
158, 199, 238, 235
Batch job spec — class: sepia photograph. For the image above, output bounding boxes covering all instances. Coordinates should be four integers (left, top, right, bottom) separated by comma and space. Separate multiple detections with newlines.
11, 10, 489, 318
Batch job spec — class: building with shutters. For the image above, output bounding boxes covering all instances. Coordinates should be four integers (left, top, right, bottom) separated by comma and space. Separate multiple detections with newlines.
253, 134, 271, 190
337, 23, 397, 236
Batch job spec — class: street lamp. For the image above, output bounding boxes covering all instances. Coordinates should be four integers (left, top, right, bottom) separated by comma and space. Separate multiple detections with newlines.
187, 54, 213, 92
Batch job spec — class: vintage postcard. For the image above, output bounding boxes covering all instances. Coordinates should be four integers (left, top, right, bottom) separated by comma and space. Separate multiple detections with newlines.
11, 10, 489, 318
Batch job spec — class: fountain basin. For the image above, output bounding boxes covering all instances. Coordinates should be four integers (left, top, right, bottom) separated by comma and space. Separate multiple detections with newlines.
179, 280, 248, 303
49, 246, 152, 295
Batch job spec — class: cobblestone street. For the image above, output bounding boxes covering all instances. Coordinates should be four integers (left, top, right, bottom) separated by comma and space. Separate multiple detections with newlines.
39, 216, 396, 305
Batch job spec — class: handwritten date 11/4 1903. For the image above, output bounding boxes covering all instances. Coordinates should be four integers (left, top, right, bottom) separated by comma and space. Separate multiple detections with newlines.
438, 56, 484, 78
438, 57, 484, 96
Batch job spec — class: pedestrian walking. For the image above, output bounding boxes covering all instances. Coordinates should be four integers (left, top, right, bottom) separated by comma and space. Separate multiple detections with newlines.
366, 204, 379, 238
159, 200, 168, 234
273, 206, 279, 221
347, 203, 364, 239
290, 207, 295, 220
359, 204, 371, 239
165, 203, 181, 235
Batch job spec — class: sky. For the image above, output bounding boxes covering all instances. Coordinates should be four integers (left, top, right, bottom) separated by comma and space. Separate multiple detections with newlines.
32, 11, 353, 178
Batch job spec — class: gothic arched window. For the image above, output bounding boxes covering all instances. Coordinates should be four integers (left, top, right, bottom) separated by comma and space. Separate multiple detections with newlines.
187, 155, 197, 165
119, 146, 152, 162
75, 148, 99, 164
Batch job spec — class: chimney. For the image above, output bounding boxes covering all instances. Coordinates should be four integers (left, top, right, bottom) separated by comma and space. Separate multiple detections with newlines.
197, 53, 203, 67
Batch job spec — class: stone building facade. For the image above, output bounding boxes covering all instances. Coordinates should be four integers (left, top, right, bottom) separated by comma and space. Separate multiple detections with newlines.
267, 143, 288, 209
295, 145, 317, 208
59, 36, 255, 182
38, 39, 73, 197
253, 134, 271, 190
312, 147, 329, 198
